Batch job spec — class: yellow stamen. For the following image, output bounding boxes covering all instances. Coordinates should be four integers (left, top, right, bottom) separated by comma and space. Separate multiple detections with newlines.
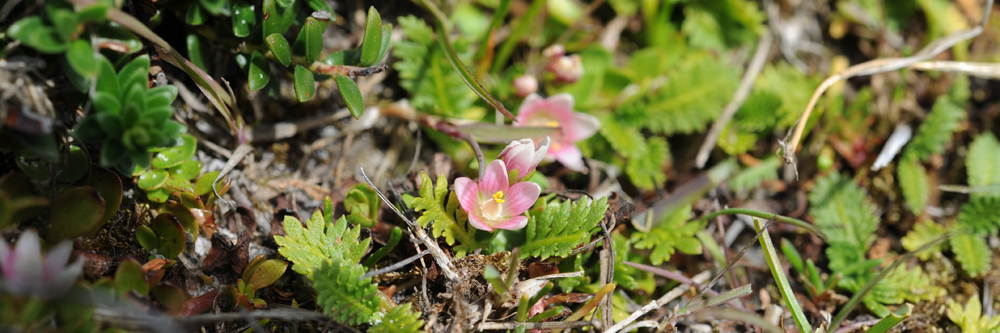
545, 121, 559, 127
492, 191, 505, 203
551, 142, 562, 151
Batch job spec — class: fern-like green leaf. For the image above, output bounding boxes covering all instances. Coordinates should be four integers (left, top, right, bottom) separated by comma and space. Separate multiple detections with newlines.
630, 205, 704, 265
644, 55, 739, 135
599, 114, 647, 158
897, 155, 930, 214
369, 303, 424, 333
393, 16, 476, 117
680, 0, 764, 50
755, 63, 820, 127
274, 211, 370, 278
901, 219, 950, 261
521, 196, 610, 259
313, 257, 381, 325
967, 132, 1000, 199
906, 97, 966, 161
808, 172, 879, 272
957, 197, 1000, 235
947, 294, 1000, 333
950, 233, 992, 277
625, 137, 670, 191
411, 172, 479, 257
728, 156, 781, 192
843, 264, 943, 318
556, 253, 590, 292
612, 232, 639, 291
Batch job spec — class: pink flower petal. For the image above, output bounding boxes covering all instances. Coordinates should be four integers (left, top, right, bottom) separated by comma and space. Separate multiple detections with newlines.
479, 160, 509, 195
516, 94, 545, 123
553, 145, 586, 171
566, 112, 601, 142
492, 216, 529, 231
454, 177, 481, 215
43, 241, 73, 279
13, 230, 42, 284
547, 93, 575, 113
502, 181, 541, 217
532, 137, 551, 168
0, 239, 11, 277
467, 213, 494, 232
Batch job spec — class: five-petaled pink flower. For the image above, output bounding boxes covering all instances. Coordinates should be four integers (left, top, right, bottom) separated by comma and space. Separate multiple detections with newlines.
498, 137, 550, 182
455, 160, 541, 232
516, 93, 600, 171
0, 229, 82, 299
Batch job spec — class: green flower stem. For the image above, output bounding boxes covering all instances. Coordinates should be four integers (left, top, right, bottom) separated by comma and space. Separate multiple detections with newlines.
862, 304, 912, 333
363, 227, 402, 268
754, 218, 813, 333
695, 208, 826, 240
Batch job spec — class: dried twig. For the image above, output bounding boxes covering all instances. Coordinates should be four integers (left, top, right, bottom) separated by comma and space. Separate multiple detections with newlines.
362, 249, 429, 279
781, 0, 994, 170
478, 320, 594, 330
911, 60, 1000, 78
695, 31, 774, 168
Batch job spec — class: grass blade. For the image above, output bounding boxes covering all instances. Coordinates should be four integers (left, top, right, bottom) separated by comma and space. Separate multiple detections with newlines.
754, 217, 813, 333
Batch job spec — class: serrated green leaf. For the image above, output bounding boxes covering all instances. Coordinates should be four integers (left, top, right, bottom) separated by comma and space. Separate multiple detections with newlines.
755, 63, 820, 127
336, 75, 364, 119
247, 51, 270, 91
521, 196, 609, 260
957, 197, 1000, 235
411, 172, 478, 257
293, 65, 316, 102
728, 156, 780, 192
644, 55, 739, 135
906, 97, 966, 161
808, 172, 878, 272
631, 205, 703, 265
266, 33, 292, 67
625, 137, 669, 191
901, 219, 950, 261
680, 0, 764, 50
950, 233, 991, 277
947, 294, 1000, 333
313, 257, 381, 325
967, 132, 1000, 199
599, 114, 646, 158
393, 15, 476, 117
274, 211, 370, 277
898, 156, 930, 214
369, 303, 424, 333
360, 7, 384, 66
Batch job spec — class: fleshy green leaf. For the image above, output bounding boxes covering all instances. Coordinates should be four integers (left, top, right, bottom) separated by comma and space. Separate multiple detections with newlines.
335, 75, 364, 119
48, 187, 105, 241
265, 33, 292, 67
185, 2, 207, 25
410, 172, 479, 257
247, 51, 270, 91
274, 211, 370, 277
186, 34, 211, 75
7, 16, 68, 54
359, 7, 384, 66
262, 0, 296, 39
293, 65, 316, 102
199, 0, 229, 16
295, 15, 329, 64
521, 196, 610, 260
313, 257, 381, 325
138, 169, 169, 190
231, 0, 257, 37
67, 40, 100, 77
151, 134, 197, 169
630, 205, 703, 265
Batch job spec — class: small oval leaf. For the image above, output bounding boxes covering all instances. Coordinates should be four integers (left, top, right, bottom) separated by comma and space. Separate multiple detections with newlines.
170, 159, 203, 180
375, 24, 393, 65
88, 168, 123, 234
247, 51, 270, 91
359, 7, 383, 66
55, 145, 90, 183
67, 40, 100, 77
185, 2, 207, 25
138, 169, 169, 190
246, 259, 288, 290
151, 213, 186, 258
293, 65, 315, 102
262, 0, 296, 39
48, 186, 106, 241
186, 34, 211, 74
335, 75, 363, 118
194, 170, 222, 196
114, 258, 149, 297
152, 134, 197, 169
265, 33, 292, 67
231, 0, 256, 37
8, 17, 68, 54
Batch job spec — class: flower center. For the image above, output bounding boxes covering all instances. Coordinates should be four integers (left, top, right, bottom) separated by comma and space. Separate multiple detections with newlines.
492, 191, 505, 203
545, 120, 559, 127
551, 142, 562, 151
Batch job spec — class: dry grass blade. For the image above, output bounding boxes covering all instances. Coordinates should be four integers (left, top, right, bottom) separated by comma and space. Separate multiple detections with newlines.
781, 0, 994, 169
911, 61, 1000, 79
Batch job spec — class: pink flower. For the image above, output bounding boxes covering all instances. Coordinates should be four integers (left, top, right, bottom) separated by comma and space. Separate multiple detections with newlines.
455, 160, 541, 232
498, 137, 550, 182
515, 93, 600, 171
547, 54, 583, 83
513, 74, 539, 98
0, 230, 82, 299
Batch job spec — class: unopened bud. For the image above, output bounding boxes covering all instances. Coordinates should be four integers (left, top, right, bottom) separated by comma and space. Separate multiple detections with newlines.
512, 74, 538, 98
542, 44, 565, 59
547, 54, 583, 83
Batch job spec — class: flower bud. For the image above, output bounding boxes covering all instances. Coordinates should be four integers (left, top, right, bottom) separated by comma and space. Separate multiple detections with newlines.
542, 44, 565, 59
512, 74, 538, 98
547, 54, 584, 83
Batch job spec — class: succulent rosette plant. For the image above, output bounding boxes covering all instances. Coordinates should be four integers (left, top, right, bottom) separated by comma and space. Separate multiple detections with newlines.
0, 230, 82, 299
455, 160, 541, 232
515, 93, 601, 171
